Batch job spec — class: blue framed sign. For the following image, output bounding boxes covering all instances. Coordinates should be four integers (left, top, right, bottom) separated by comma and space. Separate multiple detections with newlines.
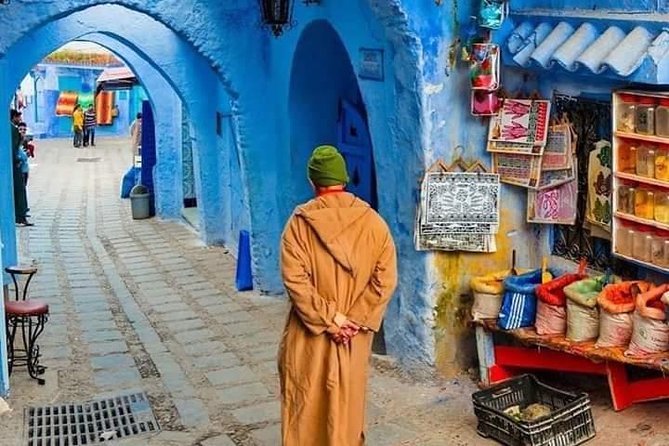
358, 48, 384, 81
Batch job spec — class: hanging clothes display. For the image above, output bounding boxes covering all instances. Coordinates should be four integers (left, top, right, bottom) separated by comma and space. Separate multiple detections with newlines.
584, 140, 612, 238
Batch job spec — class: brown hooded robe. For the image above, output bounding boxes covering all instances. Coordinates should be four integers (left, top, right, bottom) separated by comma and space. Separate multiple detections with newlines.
278, 192, 398, 446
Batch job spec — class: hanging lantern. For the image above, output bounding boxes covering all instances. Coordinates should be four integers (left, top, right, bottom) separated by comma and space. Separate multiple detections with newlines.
259, 0, 295, 37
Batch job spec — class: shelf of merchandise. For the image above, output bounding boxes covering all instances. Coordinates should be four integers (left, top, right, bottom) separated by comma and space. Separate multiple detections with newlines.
612, 90, 669, 272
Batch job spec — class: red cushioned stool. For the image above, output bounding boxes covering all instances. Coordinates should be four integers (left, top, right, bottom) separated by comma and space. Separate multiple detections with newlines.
6, 299, 49, 384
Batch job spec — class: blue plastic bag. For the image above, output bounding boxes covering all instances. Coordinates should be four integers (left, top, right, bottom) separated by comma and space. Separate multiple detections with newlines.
498, 269, 545, 330
121, 166, 140, 199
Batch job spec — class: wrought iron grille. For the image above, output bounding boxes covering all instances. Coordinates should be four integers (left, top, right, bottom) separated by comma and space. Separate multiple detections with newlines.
550, 94, 614, 271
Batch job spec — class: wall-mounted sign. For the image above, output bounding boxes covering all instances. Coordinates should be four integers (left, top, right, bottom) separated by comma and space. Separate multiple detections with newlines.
358, 48, 384, 81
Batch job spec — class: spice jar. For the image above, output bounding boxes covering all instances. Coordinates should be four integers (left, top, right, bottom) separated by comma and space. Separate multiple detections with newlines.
617, 94, 637, 133
655, 189, 669, 223
616, 222, 634, 256
652, 231, 667, 265
636, 96, 657, 135
636, 145, 656, 178
619, 143, 637, 174
656, 147, 669, 181
656, 98, 669, 138
635, 188, 655, 220
633, 226, 653, 262
618, 183, 636, 214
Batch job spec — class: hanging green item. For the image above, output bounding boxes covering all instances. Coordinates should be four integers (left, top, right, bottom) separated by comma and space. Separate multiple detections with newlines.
479, 0, 507, 29
78, 92, 95, 109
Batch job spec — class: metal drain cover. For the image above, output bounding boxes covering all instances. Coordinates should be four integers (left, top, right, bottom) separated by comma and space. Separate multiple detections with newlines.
25, 392, 160, 445
76, 157, 101, 163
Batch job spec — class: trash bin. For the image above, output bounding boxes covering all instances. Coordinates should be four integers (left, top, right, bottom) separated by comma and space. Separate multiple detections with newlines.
129, 184, 150, 220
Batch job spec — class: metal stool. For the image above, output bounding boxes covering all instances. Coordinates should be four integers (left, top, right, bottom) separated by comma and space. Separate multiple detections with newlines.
6, 299, 49, 385
5, 265, 38, 301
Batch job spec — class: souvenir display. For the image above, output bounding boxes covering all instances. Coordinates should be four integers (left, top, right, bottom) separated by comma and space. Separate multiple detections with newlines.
478, 0, 508, 29
543, 124, 573, 170
471, 90, 502, 117
527, 176, 578, 225
492, 152, 543, 188
470, 43, 500, 91
489, 99, 551, 146
415, 159, 500, 252
585, 140, 612, 233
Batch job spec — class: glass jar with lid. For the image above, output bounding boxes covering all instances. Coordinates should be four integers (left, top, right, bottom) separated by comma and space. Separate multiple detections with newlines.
635, 188, 655, 220
636, 145, 656, 178
656, 98, 669, 138
619, 142, 637, 174
636, 96, 657, 135
633, 226, 653, 262
616, 222, 634, 257
617, 94, 637, 133
652, 231, 668, 265
655, 189, 669, 223
617, 183, 636, 214
656, 146, 669, 181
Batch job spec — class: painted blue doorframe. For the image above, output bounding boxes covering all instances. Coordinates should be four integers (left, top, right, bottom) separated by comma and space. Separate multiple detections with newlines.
140, 100, 156, 216
336, 99, 377, 209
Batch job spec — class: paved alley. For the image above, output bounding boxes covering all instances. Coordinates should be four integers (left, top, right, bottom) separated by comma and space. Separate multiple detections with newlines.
0, 137, 668, 446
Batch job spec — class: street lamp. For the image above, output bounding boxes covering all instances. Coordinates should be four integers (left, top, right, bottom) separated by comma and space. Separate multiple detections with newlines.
258, 0, 295, 37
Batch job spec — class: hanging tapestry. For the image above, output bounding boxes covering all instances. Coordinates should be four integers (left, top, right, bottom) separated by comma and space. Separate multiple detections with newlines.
543, 124, 573, 170
584, 140, 612, 235
527, 160, 579, 225
96, 91, 115, 125
415, 166, 500, 253
55, 91, 78, 116
489, 99, 551, 146
487, 140, 545, 155
492, 152, 543, 188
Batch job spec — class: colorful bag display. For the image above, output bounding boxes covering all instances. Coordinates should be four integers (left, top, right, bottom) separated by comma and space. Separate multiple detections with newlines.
625, 311, 669, 357
596, 310, 633, 348
535, 300, 567, 335
598, 281, 651, 314
498, 269, 547, 330
637, 284, 669, 320
564, 277, 605, 342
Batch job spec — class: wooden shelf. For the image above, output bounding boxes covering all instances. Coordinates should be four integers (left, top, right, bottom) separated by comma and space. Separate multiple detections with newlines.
615, 131, 669, 146
615, 172, 669, 189
613, 252, 669, 275
615, 212, 669, 232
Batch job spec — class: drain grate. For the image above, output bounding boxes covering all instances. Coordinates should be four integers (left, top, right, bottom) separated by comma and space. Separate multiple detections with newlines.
25, 392, 160, 445
76, 157, 101, 163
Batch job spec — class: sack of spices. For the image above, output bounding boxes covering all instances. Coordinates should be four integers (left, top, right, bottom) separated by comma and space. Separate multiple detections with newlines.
564, 277, 605, 342
626, 285, 669, 357
534, 266, 587, 335
499, 269, 550, 330
471, 269, 527, 321
596, 281, 651, 348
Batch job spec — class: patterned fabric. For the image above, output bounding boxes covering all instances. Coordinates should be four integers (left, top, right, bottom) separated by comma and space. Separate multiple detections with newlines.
96, 92, 114, 125
55, 91, 78, 116
84, 110, 96, 128
585, 140, 612, 237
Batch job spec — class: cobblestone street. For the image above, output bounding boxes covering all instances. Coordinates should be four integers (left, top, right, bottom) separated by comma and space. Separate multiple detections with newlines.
0, 138, 668, 445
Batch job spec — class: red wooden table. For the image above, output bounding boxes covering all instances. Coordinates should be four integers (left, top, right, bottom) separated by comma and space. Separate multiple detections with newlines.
475, 319, 669, 411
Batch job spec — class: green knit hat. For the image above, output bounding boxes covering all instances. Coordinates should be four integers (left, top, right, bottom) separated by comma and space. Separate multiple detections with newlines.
307, 145, 349, 187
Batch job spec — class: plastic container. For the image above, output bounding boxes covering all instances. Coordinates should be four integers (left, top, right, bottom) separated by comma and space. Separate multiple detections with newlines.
632, 226, 653, 262
617, 183, 635, 214
655, 147, 669, 180
636, 146, 656, 178
656, 98, 669, 137
616, 222, 634, 256
655, 190, 669, 223
636, 96, 656, 135
651, 231, 669, 265
635, 188, 655, 219
616, 94, 637, 133
473, 374, 596, 446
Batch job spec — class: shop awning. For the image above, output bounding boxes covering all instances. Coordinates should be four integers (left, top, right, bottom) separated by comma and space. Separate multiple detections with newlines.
505, 19, 669, 83
96, 66, 137, 90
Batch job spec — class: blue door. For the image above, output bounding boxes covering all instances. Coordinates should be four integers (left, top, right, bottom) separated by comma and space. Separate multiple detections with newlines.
337, 100, 377, 209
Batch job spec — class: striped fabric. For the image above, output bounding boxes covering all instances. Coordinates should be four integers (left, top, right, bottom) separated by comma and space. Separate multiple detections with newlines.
55, 91, 78, 116
84, 110, 96, 128
96, 92, 114, 125
498, 292, 537, 330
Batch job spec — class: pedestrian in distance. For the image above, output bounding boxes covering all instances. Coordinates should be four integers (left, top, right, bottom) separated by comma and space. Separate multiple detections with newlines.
10, 110, 32, 226
72, 104, 84, 148
83, 104, 96, 147
130, 112, 142, 156
278, 145, 398, 446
